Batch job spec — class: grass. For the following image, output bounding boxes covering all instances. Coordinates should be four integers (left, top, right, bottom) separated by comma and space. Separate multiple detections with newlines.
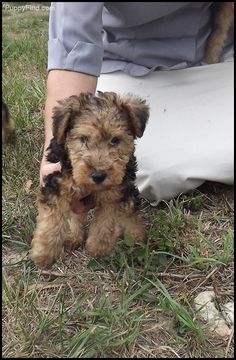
2, 4, 234, 358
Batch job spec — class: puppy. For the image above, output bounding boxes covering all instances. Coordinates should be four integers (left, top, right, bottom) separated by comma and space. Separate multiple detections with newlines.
31, 91, 149, 269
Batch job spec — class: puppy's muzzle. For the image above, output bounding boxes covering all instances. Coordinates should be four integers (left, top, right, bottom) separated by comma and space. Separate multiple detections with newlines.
91, 172, 107, 184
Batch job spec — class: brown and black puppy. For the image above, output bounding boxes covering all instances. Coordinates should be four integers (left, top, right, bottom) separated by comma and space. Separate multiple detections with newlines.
31, 91, 149, 269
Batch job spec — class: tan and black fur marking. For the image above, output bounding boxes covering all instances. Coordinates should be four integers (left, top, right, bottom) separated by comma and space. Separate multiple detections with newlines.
31, 91, 149, 269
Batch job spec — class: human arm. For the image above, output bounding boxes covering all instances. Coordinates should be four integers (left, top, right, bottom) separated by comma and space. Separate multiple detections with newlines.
40, 2, 104, 185
40, 70, 97, 185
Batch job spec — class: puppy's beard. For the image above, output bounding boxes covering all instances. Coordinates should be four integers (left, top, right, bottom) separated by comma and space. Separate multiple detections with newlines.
71, 160, 126, 191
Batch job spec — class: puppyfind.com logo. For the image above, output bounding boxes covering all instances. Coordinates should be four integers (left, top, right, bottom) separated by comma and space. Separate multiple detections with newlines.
2, 3, 50, 12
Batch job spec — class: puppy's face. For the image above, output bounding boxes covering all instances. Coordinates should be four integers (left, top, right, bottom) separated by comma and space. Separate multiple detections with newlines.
52, 92, 149, 191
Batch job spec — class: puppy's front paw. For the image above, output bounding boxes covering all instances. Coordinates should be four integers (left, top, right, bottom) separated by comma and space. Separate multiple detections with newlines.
31, 238, 60, 269
85, 236, 115, 258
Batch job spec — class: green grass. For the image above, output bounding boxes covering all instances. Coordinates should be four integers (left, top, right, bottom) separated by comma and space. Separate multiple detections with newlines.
2, 5, 234, 358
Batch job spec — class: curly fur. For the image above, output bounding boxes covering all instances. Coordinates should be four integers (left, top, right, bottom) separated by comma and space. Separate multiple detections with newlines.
31, 91, 149, 269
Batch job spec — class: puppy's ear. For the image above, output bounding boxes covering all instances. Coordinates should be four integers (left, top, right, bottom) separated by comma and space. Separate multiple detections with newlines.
52, 95, 80, 144
97, 91, 149, 138
122, 96, 149, 138
52, 93, 92, 144
121, 95, 149, 138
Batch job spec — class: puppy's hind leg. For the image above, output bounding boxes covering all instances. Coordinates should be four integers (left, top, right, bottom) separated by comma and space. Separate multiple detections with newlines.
118, 201, 146, 243
120, 213, 146, 243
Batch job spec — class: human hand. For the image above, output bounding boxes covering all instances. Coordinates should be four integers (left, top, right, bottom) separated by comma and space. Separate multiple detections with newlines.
40, 154, 61, 186
40, 154, 94, 214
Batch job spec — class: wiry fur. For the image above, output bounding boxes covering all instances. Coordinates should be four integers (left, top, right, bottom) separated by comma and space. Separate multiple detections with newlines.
31, 91, 149, 269
204, 2, 234, 64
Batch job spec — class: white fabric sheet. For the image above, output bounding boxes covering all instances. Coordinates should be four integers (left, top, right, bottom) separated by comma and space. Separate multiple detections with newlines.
97, 62, 234, 205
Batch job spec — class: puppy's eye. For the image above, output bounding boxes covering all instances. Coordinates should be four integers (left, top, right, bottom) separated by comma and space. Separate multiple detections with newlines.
110, 137, 120, 146
79, 135, 88, 144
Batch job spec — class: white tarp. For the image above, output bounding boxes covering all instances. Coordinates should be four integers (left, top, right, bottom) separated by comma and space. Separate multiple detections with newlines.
97, 61, 234, 205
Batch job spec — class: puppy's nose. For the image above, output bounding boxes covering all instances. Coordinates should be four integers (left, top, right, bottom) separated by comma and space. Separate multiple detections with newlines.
91, 172, 107, 183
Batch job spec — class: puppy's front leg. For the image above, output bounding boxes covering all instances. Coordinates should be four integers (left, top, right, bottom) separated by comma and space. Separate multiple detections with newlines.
63, 195, 90, 251
31, 198, 69, 269
85, 205, 121, 258
31, 194, 86, 269
31, 171, 90, 268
